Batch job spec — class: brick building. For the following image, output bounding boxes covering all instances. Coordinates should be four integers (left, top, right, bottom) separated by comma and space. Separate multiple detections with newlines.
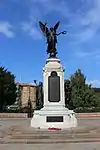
16, 83, 36, 110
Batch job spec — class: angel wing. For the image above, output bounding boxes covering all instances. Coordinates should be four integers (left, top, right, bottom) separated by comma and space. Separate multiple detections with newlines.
39, 21, 49, 36
54, 21, 60, 31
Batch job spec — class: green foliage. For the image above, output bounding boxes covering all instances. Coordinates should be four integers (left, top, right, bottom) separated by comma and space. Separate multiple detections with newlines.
64, 79, 72, 108
93, 92, 100, 107
74, 107, 100, 113
0, 66, 17, 112
66, 69, 97, 110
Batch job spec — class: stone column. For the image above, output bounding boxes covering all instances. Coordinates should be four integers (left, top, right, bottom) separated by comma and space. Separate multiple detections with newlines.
43, 58, 65, 109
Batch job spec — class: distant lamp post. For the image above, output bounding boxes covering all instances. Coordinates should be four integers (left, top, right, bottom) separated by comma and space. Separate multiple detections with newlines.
34, 80, 37, 85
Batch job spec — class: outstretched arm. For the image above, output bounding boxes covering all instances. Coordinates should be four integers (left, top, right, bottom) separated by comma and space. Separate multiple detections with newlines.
56, 31, 67, 36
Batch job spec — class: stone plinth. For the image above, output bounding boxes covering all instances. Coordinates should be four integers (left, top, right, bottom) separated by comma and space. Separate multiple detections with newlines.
31, 58, 77, 129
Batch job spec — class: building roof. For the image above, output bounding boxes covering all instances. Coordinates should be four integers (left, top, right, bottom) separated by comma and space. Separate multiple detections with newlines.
92, 88, 100, 93
16, 82, 36, 87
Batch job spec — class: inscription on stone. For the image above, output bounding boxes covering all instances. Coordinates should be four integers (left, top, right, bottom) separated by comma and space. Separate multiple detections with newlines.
48, 71, 60, 102
46, 116, 63, 122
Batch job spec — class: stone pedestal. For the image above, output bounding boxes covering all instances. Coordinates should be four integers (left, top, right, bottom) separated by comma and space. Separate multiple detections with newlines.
31, 58, 77, 129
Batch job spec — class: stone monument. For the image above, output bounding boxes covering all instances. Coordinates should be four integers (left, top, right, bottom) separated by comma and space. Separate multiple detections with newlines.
31, 21, 77, 129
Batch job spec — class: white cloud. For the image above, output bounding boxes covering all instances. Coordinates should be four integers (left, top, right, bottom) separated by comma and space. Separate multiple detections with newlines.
21, 22, 42, 39
78, 27, 96, 43
81, 0, 100, 26
31, 0, 99, 44
74, 49, 100, 65
31, 0, 69, 17
75, 50, 100, 58
86, 79, 100, 87
77, 0, 100, 43
0, 21, 15, 38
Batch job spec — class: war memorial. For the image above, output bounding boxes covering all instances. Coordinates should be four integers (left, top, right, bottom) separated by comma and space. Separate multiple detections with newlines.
0, 21, 100, 150
31, 21, 77, 129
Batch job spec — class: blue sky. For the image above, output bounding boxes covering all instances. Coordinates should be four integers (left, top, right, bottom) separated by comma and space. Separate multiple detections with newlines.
0, 0, 100, 87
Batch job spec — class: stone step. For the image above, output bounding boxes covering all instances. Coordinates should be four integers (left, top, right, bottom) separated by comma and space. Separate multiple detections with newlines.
12, 125, 97, 134
1, 124, 100, 144
1, 138, 100, 144
10, 133, 100, 140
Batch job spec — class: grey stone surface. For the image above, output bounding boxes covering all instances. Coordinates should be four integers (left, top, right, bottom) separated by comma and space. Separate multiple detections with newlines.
0, 143, 100, 150
0, 117, 100, 150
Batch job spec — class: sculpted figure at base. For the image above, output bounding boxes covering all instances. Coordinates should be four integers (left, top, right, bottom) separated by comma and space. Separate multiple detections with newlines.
39, 21, 67, 58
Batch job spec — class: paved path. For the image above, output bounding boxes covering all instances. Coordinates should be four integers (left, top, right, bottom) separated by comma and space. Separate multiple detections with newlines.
0, 118, 100, 150
0, 143, 100, 150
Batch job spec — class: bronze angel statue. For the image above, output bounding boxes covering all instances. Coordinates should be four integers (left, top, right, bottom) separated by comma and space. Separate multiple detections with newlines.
39, 21, 67, 58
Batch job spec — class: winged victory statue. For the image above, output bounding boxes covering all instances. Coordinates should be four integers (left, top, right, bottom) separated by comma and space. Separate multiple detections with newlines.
39, 21, 67, 58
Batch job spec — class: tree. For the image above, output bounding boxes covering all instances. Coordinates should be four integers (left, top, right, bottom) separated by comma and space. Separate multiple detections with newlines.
64, 79, 72, 108
0, 66, 17, 112
67, 69, 96, 109
92, 88, 100, 107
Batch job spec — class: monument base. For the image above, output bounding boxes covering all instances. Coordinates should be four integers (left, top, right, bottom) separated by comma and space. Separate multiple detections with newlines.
31, 58, 77, 129
31, 106, 77, 129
